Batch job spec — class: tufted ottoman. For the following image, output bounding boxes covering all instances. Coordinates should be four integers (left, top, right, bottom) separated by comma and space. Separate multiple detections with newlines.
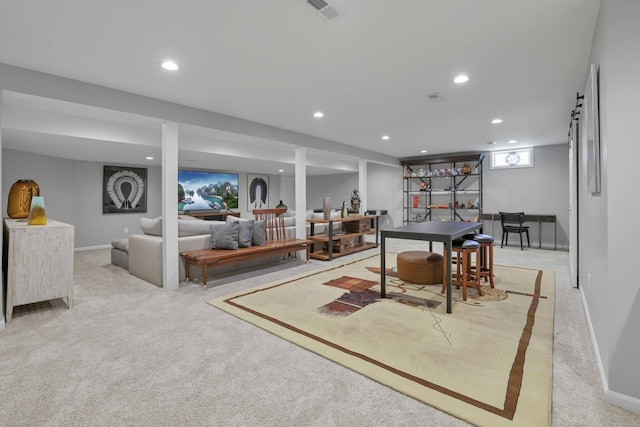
397, 251, 444, 285
111, 238, 129, 270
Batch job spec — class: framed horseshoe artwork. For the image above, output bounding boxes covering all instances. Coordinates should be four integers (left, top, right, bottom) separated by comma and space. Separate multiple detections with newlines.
103, 165, 148, 213
247, 174, 269, 210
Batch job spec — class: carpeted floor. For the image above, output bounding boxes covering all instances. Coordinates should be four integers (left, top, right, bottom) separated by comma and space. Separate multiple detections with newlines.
1, 238, 639, 426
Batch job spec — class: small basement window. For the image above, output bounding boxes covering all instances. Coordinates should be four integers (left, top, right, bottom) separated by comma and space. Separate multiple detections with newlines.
490, 148, 533, 169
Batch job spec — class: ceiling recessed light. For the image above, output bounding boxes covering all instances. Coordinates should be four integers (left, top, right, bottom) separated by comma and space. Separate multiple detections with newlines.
507, 140, 518, 144
145, 156, 154, 160
161, 61, 179, 71
487, 141, 496, 145
453, 74, 469, 84
382, 135, 390, 140
278, 169, 284, 173
313, 111, 324, 118
420, 150, 428, 153
491, 118, 503, 124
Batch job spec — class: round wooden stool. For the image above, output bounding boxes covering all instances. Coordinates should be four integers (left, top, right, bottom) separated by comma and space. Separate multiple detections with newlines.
397, 251, 444, 285
442, 239, 482, 301
472, 233, 495, 288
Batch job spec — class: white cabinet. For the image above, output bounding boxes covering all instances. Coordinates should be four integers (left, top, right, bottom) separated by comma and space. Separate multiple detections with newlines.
3, 218, 74, 322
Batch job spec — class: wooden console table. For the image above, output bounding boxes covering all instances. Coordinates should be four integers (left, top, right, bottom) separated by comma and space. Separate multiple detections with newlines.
3, 218, 75, 322
182, 211, 240, 221
307, 215, 379, 260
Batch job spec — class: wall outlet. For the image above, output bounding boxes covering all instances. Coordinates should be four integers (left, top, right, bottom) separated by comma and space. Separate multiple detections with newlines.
124, 227, 129, 233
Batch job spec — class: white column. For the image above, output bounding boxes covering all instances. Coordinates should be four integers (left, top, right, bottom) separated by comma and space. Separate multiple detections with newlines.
359, 159, 368, 214
295, 147, 307, 258
162, 122, 179, 290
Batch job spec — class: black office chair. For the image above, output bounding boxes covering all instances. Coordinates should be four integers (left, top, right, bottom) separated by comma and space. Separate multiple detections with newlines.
499, 212, 530, 250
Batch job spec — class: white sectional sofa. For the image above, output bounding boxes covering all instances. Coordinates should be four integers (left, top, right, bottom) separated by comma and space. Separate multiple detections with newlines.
114, 211, 342, 287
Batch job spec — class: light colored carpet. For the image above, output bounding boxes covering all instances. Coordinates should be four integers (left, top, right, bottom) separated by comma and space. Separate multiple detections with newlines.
208, 253, 555, 427
1, 238, 639, 426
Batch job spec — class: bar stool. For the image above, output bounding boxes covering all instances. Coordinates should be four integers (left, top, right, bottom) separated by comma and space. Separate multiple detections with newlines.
442, 239, 482, 301
463, 233, 495, 288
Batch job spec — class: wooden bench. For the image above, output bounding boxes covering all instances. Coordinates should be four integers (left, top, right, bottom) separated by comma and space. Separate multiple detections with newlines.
181, 208, 312, 290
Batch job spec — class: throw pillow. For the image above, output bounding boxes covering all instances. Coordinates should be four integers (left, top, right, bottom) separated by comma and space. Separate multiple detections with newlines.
140, 217, 162, 236
252, 219, 267, 246
226, 216, 253, 248
210, 222, 239, 250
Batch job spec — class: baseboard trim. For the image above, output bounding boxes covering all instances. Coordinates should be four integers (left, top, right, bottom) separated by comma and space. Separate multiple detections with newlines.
606, 389, 640, 414
580, 288, 640, 415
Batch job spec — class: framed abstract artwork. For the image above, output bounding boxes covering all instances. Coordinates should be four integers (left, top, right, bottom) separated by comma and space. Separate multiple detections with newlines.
103, 165, 148, 213
247, 174, 269, 210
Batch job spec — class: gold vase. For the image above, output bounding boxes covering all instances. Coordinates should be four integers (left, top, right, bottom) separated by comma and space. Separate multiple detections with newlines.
28, 196, 47, 225
7, 180, 40, 219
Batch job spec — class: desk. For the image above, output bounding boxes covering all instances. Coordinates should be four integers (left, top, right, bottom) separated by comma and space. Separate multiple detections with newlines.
479, 213, 557, 250
380, 221, 482, 314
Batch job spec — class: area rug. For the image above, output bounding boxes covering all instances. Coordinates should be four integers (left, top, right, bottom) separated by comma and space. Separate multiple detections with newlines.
207, 253, 555, 427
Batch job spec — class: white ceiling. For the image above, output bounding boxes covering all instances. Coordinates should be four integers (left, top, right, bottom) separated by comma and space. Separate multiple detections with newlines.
0, 0, 600, 175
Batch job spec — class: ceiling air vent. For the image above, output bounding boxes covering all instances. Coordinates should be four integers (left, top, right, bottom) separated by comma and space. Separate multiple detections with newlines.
426, 92, 445, 102
307, 0, 340, 20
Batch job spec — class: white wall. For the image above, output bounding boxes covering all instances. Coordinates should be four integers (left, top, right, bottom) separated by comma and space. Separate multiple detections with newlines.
306, 173, 359, 211
1, 149, 286, 248
366, 162, 403, 228
1, 149, 162, 248
484, 144, 570, 248
581, 0, 640, 410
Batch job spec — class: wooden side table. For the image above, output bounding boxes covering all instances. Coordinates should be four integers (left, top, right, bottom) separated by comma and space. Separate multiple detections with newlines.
307, 215, 379, 260
3, 218, 75, 322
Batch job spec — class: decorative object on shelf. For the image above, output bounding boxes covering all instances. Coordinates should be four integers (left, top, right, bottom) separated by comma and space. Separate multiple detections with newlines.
419, 181, 426, 191
341, 200, 348, 218
350, 189, 361, 213
103, 166, 147, 214
7, 179, 40, 219
404, 167, 412, 178
418, 168, 426, 177
323, 196, 331, 220
462, 163, 472, 174
28, 196, 46, 225
413, 196, 419, 208
275, 200, 288, 211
